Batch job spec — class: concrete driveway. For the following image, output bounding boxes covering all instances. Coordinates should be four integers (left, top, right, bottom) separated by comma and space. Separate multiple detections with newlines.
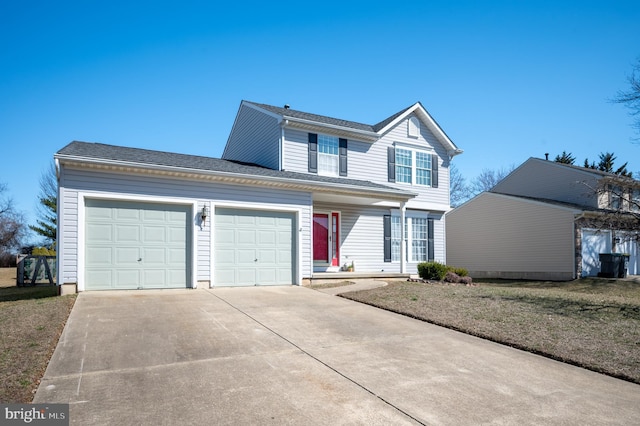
35, 286, 640, 425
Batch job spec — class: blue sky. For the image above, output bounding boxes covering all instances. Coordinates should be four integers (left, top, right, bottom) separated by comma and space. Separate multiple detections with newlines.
1, 0, 639, 240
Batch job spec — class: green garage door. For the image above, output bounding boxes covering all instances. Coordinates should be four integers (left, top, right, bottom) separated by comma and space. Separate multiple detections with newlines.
85, 199, 191, 290
214, 208, 295, 286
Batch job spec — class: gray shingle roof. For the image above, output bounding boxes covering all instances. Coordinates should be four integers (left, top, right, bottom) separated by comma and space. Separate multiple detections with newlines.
246, 101, 418, 134
56, 141, 415, 196
246, 102, 377, 132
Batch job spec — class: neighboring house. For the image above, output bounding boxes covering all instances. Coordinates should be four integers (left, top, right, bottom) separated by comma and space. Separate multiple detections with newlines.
56, 101, 462, 291
446, 158, 640, 280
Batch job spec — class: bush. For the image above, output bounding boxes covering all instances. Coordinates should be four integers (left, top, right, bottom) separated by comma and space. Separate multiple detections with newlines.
459, 276, 473, 285
444, 271, 461, 283
451, 267, 468, 277
417, 261, 449, 281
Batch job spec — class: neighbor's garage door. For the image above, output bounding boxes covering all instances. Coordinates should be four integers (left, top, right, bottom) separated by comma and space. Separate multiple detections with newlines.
85, 199, 191, 290
214, 208, 295, 286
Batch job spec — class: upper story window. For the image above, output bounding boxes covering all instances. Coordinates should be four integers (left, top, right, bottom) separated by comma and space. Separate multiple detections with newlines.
610, 185, 624, 210
408, 117, 420, 138
318, 135, 339, 176
308, 133, 347, 177
394, 147, 434, 186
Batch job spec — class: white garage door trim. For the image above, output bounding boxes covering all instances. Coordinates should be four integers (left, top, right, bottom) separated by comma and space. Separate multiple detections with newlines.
212, 205, 300, 287
77, 193, 197, 291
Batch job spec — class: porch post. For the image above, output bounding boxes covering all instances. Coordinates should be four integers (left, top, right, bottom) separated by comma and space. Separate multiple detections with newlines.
400, 202, 406, 274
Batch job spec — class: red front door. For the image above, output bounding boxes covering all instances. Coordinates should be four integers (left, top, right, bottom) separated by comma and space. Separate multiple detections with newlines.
313, 212, 339, 266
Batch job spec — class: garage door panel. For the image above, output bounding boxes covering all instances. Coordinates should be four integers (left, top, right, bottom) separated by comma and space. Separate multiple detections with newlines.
115, 225, 140, 242
143, 247, 166, 264
115, 209, 140, 221
115, 270, 141, 288
86, 199, 190, 290
86, 247, 113, 265
87, 224, 113, 242
214, 207, 295, 287
86, 270, 112, 288
258, 230, 276, 245
237, 230, 256, 245
143, 225, 167, 243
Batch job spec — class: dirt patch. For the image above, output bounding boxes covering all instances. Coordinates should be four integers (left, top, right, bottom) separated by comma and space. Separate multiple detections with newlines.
0, 267, 16, 288
341, 279, 640, 384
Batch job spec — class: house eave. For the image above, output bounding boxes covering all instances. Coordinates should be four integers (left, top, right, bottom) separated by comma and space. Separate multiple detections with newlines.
56, 155, 416, 202
282, 117, 380, 142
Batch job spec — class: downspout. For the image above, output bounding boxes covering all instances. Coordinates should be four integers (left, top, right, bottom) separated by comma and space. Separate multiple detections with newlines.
400, 202, 407, 274
54, 158, 61, 289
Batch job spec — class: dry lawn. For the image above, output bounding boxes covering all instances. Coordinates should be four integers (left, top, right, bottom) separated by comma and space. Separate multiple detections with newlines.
341, 278, 640, 384
0, 268, 76, 403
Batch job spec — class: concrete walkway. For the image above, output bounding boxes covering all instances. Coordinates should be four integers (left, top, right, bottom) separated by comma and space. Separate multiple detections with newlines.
35, 286, 640, 425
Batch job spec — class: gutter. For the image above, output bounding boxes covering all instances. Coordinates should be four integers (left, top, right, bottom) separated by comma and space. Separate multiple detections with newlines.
282, 116, 380, 141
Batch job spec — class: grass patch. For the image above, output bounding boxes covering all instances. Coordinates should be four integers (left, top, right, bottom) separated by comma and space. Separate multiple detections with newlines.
0, 285, 76, 403
341, 278, 640, 384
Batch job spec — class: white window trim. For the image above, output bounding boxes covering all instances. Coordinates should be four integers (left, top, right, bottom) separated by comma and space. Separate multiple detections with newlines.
394, 143, 434, 187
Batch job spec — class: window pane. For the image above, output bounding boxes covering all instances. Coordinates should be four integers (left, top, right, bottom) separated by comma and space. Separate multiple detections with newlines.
415, 152, 431, 186
395, 149, 412, 183
318, 153, 339, 175
411, 218, 428, 262
318, 135, 339, 155
391, 216, 401, 262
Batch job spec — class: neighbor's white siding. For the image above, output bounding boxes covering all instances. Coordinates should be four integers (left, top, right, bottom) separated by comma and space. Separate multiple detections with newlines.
58, 166, 312, 286
492, 158, 600, 208
446, 192, 579, 280
223, 103, 281, 169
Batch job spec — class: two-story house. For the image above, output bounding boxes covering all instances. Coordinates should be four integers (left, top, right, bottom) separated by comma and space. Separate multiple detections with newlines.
55, 100, 462, 291
446, 157, 640, 280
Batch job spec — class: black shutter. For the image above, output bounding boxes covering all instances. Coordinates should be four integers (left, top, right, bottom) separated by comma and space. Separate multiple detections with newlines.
427, 218, 434, 261
308, 133, 318, 173
339, 138, 348, 176
383, 215, 392, 262
431, 153, 438, 188
388, 147, 396, 182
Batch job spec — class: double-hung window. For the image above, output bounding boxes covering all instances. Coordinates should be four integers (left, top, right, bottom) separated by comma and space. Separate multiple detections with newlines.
318, 135, 339, 176
390, 216, 430, 262
395, 147, 433, 186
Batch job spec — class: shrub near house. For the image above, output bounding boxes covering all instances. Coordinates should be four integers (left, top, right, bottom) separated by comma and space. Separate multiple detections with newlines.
416, 261, 472, 284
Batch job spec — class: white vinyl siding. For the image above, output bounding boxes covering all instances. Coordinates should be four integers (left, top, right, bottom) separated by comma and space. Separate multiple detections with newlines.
446, 192, 579, 280
58, 167, 312, 288
223, 104, 281, 169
